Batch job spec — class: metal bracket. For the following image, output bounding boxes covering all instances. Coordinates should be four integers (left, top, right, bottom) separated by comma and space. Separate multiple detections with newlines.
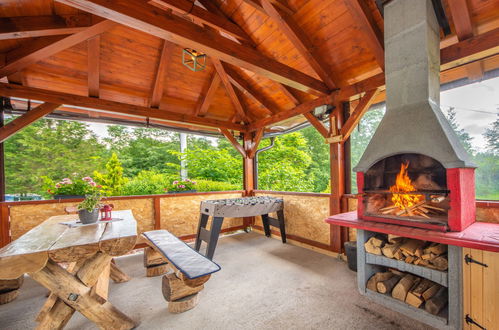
464, 254, 488, 267
67, 293, 79, 301
465, 314, 486, 330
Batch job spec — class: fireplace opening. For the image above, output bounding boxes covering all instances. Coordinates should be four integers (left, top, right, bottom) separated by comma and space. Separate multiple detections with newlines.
363, 154, 449, 227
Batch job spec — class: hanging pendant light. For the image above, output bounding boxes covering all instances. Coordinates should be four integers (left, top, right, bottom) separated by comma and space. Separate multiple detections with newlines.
182, 48, 206, 72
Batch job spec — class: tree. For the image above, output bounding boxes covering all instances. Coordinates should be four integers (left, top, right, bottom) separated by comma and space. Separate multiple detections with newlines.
484, 113, 499, 155
93, 153, 128, 196
301, 126, 330, 192
444, 107, 475, 154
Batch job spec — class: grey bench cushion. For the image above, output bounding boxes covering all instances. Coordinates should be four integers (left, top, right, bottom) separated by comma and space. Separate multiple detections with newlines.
142, 230, 221, 279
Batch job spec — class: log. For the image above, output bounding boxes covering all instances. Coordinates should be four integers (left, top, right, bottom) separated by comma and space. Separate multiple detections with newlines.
387, 235, 404, 244
399, 239, 426, 255
110, 261, 131, 283
162, 273, 204, 302
168, 293, 200, 313
379, 205, 398, 212
405, 256, 415, 264
364, 236, 385, 255
146, 264, 169, 277
370, 236, 385, 248
431, 256, 448, 271
393, 249, 404, 260
405, 291, 424, 308
376, 275, 400, 294
425, 287, 448, 315
0, 289, 19, 305
392, 274, 418, 301
366, 272, 393, 291
0, 276, 24, 291
411, 279, 433, 298
144, 247, 166, 267
421, 253, 432, 260
381, 243, 402, 259
423, 204, 446, 212
422, 284, 441, 300
424, 243, 447, 256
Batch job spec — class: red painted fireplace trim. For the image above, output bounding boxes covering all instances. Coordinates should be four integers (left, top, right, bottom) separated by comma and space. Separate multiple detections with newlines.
447, 168, 476, 231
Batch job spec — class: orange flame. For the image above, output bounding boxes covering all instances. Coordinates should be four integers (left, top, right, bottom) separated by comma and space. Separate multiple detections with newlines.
389, 162, 423, 211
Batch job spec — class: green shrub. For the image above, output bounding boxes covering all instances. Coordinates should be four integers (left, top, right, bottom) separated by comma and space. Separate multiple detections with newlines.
194, 179, 240, 192
121, 170, 173, 196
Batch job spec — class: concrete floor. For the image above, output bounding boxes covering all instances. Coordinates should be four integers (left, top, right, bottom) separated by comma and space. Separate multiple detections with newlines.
0, 232, 433, 330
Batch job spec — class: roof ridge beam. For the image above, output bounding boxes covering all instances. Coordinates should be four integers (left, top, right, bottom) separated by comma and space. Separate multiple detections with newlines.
55, 0, 329, 95
194, 72, 221, 117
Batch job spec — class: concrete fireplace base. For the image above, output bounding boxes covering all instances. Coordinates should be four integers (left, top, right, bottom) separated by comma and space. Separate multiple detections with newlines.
357, 229, 462, 330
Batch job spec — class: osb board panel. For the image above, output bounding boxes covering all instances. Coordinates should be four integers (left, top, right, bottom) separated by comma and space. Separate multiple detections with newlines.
9, 198, 154, 240
254, 193, 330, 245
476, 207, 499, 224
159, 193, 243, 237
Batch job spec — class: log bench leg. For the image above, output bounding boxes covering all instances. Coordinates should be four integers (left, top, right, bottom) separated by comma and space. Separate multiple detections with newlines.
0, 276, 24, 305
144, 247, 168, 277
31, 254, 136, 330
162, 273, 203, 313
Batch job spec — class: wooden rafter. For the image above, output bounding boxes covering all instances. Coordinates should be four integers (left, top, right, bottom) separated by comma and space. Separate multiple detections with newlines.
0, 83, 247, 132
248, 92, 336, 131
212, 59, 249, 122
338, 88, 380, 141
224, 64, 278, 115
261, 0, 339, 89
150, 40, 172, 108
279, 85, 300, 106
195, 73, 221, 117
303, 112, 329, 139
55, 0, 329, 95
241, 0, 294, 16
0, 20, 117, 78
148, 0, 250, 42
0, 103, 61, 143
219, 128, 246, 157
247, 128, 265, 158
344, 0, 384, 70
87, 36, 100, 98
0, 15, 92, 40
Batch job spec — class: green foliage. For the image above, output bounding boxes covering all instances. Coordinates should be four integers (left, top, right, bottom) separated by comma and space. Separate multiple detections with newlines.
445, 107, 475, 155
167, 179, 197, 192
121, 170, 173, 196
484, 113, 499, 155
194, 179, 240, 192
42, 173, 101, 196
93, 153, 128, 196
301, 126, 330, 192
5, 119, 106, 195
78, 191, 102, 212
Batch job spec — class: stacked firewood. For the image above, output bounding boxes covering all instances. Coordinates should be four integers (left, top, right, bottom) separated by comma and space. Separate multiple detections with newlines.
364, 235, 448, 271
367, 270, 447, 315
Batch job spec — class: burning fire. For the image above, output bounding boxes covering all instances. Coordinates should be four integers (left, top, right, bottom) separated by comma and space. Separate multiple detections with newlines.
389, 162, 423, 211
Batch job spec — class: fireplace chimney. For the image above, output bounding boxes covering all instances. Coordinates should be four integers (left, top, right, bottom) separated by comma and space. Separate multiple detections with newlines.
353, 0, 475, 172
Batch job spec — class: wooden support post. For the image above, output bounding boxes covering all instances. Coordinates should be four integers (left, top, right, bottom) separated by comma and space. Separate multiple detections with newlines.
153, 196, 161, 230
243, 132, 256, 228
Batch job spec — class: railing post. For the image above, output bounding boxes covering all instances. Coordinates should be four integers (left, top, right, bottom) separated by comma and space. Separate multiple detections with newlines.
153, 196, 161, 230
0, 203, 10, 247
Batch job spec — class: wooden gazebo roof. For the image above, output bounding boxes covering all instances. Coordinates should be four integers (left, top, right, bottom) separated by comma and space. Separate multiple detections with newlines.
0, 0, 498, 138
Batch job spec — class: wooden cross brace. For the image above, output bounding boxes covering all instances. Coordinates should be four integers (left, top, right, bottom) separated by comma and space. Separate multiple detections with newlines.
30, 252, 136, 330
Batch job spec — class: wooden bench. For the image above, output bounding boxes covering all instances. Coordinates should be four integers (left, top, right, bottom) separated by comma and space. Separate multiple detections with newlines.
141, 230, 221, 313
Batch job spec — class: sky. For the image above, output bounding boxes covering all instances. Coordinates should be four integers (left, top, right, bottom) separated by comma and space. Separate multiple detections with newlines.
87, 76, 499, 151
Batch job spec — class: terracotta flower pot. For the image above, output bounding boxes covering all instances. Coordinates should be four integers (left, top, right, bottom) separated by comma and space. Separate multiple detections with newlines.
78, 208, 100, 224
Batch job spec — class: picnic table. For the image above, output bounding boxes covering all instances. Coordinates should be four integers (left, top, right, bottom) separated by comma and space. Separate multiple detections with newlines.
0, 209, 138, 330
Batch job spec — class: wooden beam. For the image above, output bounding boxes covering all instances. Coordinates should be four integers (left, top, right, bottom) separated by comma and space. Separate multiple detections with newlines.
344, 0, 384, 70
303, 112, 329, 139
212, 59, 249, 122
261, 0, 339, 89
279, 85, 300, 106
195, 73, 221, 117
241, 0, 294, 16
224, 65, 278, 115
150, 40, 172, 108
87, 36, 100, 98
248, 128, 264, 159
0, 103, 61, 143
338, 88, 380, 141
219, 128, 246, 157
0, 15, 92, 40
55, 0, 329, 95
248, 92, 336, 131
448, 0, 474, 41
148, 0, 250, 42
0, 20, 117, 78
0, 83, 247, 132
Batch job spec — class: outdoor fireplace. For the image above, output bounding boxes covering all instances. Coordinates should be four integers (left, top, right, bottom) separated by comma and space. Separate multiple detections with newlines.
354, 0, 476, 232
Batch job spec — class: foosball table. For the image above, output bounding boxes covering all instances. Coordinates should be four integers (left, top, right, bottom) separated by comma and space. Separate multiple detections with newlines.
195, 196, 286, 259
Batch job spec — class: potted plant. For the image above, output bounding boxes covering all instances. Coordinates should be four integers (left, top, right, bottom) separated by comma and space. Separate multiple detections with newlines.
77, 191, 103, 224
166, 179, 197, 194
44, 174, 102, 199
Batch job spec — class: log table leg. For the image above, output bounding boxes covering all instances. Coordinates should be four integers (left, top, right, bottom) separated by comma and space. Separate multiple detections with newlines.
110, 260, 131, 283
31, 254, 136, 330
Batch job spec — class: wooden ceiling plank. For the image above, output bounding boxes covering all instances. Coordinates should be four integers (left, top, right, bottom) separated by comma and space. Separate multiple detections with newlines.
261, 0, 339, 89
0, 20, 117, 78
224, 64, 279, 115
219, 128, 246, 157
303, 112, 329, 139
339, 88, 380, 141
195, 73, 221, 117
87, 35, 100, 98
0, 15, 92, 40
150, 40, 172, 108
55, 0, 329, 95
148, 0, 250, 42
212, 58, 249, 122
0, 102, 61, 143
241, 0, 294, 16
248, 92, 337, 131
344, 0, 384, 70
0, 83, 247, 132
248, 128, 264, 158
